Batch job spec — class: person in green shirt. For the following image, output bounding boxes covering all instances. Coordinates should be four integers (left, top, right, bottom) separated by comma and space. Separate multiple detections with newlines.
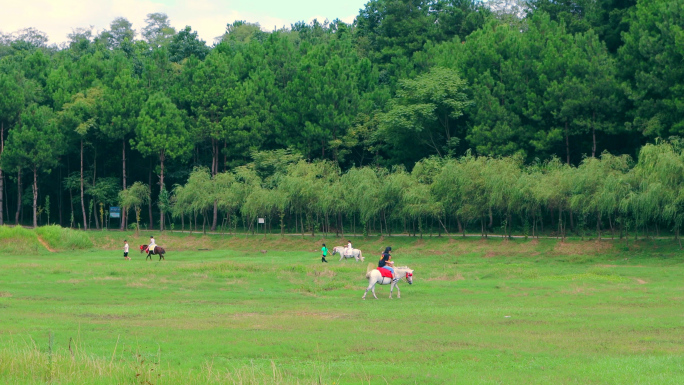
321, 243, 329, 263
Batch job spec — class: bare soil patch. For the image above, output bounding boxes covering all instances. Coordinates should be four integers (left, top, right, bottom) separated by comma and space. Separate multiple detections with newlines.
36, 236, 56, 252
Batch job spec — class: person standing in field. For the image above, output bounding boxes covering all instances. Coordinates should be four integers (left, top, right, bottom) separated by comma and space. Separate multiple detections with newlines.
321, 243, 329, 263
124, 240, 130, 260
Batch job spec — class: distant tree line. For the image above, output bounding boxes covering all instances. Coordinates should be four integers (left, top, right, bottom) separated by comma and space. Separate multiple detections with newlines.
170, 141, 684, 245
0, 0, 681, 236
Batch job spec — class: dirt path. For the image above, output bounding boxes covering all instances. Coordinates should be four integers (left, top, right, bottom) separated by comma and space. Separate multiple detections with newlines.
36, 236, 56, 252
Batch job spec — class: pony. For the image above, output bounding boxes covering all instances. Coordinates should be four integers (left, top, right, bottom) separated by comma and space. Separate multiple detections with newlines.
362, 265, 413, 300
140, 244, 166, 261
331, 246, 364, 262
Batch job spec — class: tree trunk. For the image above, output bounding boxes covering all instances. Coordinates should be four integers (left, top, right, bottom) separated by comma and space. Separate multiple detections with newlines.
80, 140, 87, 230
92, 146, 101, 229
597, 212, 601, 240
159, 150, 165, 232
438, 216, 449, 235
592, 112, 597, 158
569, 209, 575, 233
609, 214, 614, 239
565, 121, 570, 165
148, 158, 154, 230
558, 207, 562, 240
14, 168, 20, 226
211, 200, 218, 232
32, 166, 38, 228
0, 121, 4, 225
507, 212, 512, 238
120, 138, 126, 230
58, 163, 62, 226
4, 173, 8, 226
373, 212, 382, 237
211, 138, 218, 231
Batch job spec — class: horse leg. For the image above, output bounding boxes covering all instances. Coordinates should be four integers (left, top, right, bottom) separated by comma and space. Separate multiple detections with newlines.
389, 281, 393, 299
362, 282, 372, 300
396, 283, 401, 299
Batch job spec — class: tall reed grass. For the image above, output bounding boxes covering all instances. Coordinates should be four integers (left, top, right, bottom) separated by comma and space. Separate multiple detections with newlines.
0, 226, 43, 254
35, 225, 93, 251
0, 337, 334, 385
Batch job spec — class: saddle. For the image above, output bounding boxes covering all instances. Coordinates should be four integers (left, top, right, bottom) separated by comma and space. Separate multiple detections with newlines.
378, 267, 393, 279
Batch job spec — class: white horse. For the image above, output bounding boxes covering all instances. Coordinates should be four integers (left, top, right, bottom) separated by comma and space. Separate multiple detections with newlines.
332, 246, 364, 262
362, 265, 414, 300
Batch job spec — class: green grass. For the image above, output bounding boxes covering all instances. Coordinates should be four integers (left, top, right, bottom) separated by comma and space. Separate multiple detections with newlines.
35, 225, 94, 251
1, 229, 684, 384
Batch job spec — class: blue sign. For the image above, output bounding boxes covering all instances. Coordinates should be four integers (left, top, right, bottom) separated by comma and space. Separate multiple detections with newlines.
110, 207, 121, 218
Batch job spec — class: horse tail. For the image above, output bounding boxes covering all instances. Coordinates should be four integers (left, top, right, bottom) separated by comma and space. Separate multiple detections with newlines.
366, 263, 374, 278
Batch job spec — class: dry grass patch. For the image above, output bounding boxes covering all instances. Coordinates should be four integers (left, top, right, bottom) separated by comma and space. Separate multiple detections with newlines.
636, 278, 648, 284
92, 276, 123, 281
428, 273, 465, 281
307, 268, 335, 278
57, 279, 83, 285
5, 263, 40, 269
126, 281, 153, 288
0, 291, 12, 298
561, 285, 596, 295
595, 264, 646, 268
289, 311, 349, 320
553, 241, 613, 255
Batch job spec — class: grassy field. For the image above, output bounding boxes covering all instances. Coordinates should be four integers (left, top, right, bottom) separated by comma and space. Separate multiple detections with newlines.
1, 226, 683, 384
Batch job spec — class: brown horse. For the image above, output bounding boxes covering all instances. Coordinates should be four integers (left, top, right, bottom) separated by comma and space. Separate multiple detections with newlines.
140, 245, 166, 260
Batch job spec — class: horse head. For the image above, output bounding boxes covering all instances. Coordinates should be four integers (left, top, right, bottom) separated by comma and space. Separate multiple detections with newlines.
331, 247, 338, 255
140, 245, 148, 253
405, 270, 414, 285
396, 267, 414, 284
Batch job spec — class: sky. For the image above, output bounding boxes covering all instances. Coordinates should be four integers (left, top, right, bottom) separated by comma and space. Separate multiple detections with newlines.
0, 0, 369, 45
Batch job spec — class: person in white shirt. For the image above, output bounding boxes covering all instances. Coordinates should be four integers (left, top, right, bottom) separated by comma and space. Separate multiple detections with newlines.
148, 236, 157, 254
123, 240, 130, 260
